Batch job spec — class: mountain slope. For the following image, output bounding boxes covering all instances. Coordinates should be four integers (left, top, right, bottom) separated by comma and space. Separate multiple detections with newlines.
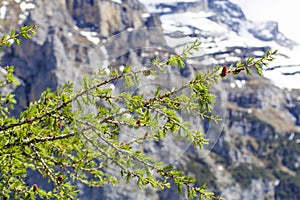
139, 0, 300, 199
0, 0, 299, 199
140, 0, 300, 89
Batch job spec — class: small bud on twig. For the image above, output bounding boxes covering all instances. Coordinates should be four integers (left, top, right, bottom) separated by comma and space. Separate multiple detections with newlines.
221, 66, 228, 77
58, 175, 63, 184
136, 119, 141, 127
27, 116, 33, 124
57, 121, 63, 128
33, 184, 38, 192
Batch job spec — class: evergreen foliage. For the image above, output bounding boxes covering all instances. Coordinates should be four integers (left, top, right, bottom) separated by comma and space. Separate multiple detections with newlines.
0, 25, 277, 200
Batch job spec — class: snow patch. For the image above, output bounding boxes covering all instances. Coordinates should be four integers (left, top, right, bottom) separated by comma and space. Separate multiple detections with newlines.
252, 50, 264, 56
161, 12, 227, 35
217, 165, 224, 171
109, 84, 115, 90
142, 13, 150, 18
14, 0, 35, 24
104, 67, 110, 74
19, 13, 27, 20
119, 65, 125, 72
0, 5, 7, 19
73, 26, 79, 31
274, 179, 280, 186
2, 1, 8, 6
230, 80, 246, 88
288, 132, 295, 140
19, 1, 35, 11
80, 30, 100, 44
111, 0, 122, 4
230, 82, 236, 88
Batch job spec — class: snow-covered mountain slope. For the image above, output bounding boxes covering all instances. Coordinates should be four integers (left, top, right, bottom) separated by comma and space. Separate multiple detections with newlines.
139, 0, 300, 89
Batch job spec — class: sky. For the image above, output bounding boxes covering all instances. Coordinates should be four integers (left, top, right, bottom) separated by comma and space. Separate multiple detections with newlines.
232, 0, 300, 44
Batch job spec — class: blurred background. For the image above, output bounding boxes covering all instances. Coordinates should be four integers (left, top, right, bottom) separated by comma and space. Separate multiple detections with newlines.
0, 0, 299, 199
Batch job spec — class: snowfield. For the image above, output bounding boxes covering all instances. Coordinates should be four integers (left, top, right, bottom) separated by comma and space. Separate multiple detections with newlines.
139, 0, 300, 89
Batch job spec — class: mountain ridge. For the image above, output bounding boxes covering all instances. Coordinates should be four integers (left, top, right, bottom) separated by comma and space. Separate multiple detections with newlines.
140, 0, 300, 89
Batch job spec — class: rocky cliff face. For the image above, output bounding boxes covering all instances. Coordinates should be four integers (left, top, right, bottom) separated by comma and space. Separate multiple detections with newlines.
0, 0, 299, 199
0, 0, 164, 115
213, 73, 300, 199
146, 0, 300, 199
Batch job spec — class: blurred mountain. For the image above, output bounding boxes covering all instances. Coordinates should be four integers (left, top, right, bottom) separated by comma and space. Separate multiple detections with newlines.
141, 0, 300, 89
0, 0, 299, 199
